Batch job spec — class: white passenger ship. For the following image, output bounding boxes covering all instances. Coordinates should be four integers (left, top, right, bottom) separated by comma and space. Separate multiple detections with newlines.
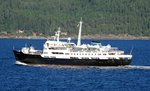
13, 19, 132, 66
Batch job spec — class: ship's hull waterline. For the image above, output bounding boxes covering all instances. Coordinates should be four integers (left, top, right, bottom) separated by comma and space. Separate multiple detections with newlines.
13, 50, 131, 66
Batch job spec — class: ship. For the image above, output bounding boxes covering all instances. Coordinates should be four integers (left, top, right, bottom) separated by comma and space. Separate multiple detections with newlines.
13, 19, 132, 66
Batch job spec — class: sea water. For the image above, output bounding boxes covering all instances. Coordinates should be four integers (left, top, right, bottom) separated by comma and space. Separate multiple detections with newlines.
0, 38, 150, 91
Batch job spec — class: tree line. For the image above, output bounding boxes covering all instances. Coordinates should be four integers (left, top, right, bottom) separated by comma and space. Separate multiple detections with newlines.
0, 0, 149, 37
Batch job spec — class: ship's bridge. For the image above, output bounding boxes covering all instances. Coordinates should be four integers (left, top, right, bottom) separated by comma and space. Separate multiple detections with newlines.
44, 40, 76, 48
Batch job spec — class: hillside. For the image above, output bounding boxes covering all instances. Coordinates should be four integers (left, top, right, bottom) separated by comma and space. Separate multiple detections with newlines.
0, 0, 150, 38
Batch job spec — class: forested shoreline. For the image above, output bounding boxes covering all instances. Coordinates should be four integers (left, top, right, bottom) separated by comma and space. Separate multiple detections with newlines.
0, 0, 149, 39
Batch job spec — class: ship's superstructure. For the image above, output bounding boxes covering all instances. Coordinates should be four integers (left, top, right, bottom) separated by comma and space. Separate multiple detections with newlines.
13, 19, 132, 66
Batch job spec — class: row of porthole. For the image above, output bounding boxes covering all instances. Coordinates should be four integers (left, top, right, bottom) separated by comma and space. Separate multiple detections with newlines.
66, 53, 107, 56
44, 52, 109, 56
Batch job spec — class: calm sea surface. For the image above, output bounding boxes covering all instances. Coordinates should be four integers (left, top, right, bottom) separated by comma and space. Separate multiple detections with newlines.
0, 38, 150, 91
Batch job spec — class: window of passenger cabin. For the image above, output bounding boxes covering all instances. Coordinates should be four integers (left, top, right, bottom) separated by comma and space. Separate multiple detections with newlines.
109, 53, 115, 55
65, 53, 69, 55
44, 52, 48, 54
47, 43, 49, 46
52, 52, 64, 54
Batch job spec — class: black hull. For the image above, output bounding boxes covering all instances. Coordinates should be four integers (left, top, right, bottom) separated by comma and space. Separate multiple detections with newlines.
13, 50, 131, 66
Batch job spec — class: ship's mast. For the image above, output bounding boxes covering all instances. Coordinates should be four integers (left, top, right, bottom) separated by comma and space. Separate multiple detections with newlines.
77, 18, 83, 46
56, 27, 61, 42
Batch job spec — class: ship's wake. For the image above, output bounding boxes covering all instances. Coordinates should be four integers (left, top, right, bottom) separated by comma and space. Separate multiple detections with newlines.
90, 65, 150, 70
16, 61, 28, 66
122, 65, 150, 70
15, 61, 150, 70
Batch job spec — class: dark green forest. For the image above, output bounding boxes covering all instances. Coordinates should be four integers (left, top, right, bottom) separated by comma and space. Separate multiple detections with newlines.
0, 0, 150, 37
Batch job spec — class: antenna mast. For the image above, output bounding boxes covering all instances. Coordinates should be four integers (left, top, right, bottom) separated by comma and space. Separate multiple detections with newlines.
56, 27, 61, 42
